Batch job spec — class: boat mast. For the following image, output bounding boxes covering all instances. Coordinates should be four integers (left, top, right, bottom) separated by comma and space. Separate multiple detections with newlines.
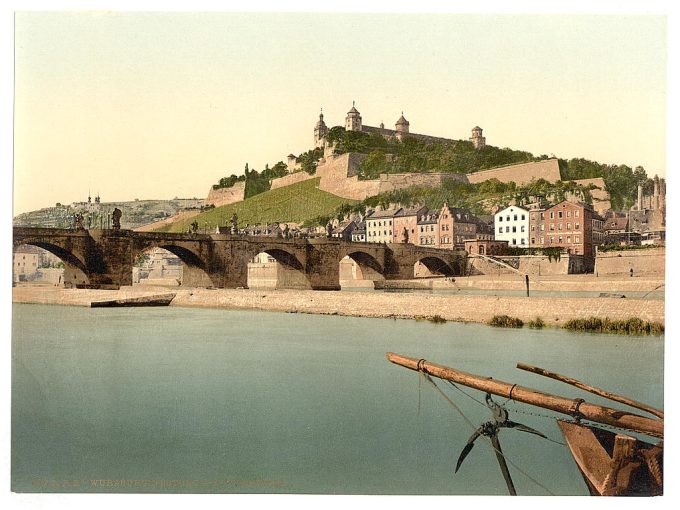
386, 353, 663, 438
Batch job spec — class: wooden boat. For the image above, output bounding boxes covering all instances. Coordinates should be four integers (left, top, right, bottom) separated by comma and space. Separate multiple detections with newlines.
387, 352, 663, 496
90, 293, 176, 307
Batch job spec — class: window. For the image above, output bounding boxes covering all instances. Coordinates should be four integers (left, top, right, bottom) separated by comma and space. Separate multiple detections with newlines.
550, 212, 554, 219
567, 223, 571, 230
498, 216, 503, 222
567, 236, 571, 243
512, 226, 517, 233
549, 223, 554, 231
575, 236, 580, 242
521, 226, 525, 232
540, 213, 545, 220
575, 223, 580, 229
567, 211, 571, 217
521, 214, 526, 220
505, 226, 510, 233
558, 211, 563, 219
506, 216, 510, 221
558, 223, 562, 230
513, 215, 517, 221
531, 225, 535, 231
558, 236, 563, 243
512, 239, 517, 245
498, 227, 502, 233
540, 225, 545, 231
531, 238, 535, 244
575, 210, 580, 217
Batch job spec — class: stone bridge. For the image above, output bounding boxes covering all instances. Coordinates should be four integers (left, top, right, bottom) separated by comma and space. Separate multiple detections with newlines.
13, 227, 468, 290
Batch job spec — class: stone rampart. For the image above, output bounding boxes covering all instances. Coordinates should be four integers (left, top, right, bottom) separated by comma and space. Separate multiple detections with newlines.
572, 178, 611, 214
594, 248, 665, 276
270, 171, 316, 190
205, 182, 246, 207
466, 159, 562, 185
377, 173, 466, 194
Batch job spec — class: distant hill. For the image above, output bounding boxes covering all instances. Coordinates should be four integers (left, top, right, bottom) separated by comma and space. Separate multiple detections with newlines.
14, 198, 205, 230
155, 178, 357, 233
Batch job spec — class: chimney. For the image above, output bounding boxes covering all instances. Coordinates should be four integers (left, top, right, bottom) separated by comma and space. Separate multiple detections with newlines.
637, 184, 643, 211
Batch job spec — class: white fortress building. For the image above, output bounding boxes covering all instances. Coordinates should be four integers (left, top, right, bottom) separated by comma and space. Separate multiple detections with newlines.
494, 206, 529, 248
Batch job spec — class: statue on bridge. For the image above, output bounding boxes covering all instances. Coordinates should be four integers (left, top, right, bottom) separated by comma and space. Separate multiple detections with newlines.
326, 220, 333, 238
403, 226, 409, 244
190, 220, 199, 234
230, 212, 238, 234
112, 208, 122, 230
73, 212, 85, 230
283, 224, 290, 239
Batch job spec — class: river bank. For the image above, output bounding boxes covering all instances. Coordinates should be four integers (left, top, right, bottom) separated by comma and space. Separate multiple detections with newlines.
12, 284, 665, 327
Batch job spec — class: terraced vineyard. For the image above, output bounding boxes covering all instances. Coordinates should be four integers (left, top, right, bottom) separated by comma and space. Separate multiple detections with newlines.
155, 178, 357, 232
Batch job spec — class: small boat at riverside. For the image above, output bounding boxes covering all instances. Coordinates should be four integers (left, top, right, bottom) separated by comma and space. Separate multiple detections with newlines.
386, 353, 663, 496
90, 293, 176, 308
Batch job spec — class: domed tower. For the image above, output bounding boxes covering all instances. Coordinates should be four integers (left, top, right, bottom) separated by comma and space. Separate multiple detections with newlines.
314, 108, 328, 148
395, 112, 410, 141
470, 126, 486, 149
345, 101, 362, 132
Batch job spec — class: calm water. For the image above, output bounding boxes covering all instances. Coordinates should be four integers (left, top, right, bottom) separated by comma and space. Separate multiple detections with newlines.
12, 304, 663, 495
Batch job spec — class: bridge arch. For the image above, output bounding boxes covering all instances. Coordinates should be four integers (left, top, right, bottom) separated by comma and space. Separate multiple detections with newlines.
132, 243, 215, 287
247, 247, 311, 290
13, 240, 90, 286
415, 256, 457, 277
340, 250, 385, 284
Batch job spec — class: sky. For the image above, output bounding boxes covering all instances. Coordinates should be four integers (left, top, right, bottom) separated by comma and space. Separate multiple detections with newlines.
11, 10, 668, 215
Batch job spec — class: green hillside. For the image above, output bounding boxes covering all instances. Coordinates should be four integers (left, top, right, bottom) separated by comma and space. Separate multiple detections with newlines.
156, 178, 357, 233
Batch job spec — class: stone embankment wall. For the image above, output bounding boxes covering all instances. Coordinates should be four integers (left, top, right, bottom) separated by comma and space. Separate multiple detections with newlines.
205, 182, 246, 207
468, 254, 591, 276
595, 248, 665, 276
14, 286, 663, 326
466, 159, 562, 185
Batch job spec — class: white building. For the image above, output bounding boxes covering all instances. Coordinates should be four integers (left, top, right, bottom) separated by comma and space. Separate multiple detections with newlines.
366, 208, 400, 243
494, 206, 529, 248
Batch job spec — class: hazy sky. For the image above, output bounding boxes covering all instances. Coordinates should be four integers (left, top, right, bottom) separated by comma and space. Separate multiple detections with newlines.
13, 11, 666, 214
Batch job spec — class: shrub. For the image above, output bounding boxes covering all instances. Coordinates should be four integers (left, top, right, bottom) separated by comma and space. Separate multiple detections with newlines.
428, 315, 447, 324
563, 317, 664, 335
527, 317, 545, 329
488, 315, 524, 328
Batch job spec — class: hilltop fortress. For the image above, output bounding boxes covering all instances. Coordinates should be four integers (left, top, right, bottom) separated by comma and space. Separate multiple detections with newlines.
208, 103, 610, 213
270, 103, 563, 201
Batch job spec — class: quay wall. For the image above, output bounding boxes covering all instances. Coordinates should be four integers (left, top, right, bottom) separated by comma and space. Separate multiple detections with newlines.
594, 248, 665, 276
13, 286, 664, 326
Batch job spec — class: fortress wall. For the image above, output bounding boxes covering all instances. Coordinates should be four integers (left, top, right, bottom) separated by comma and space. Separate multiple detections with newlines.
466, 159, 562, 185
205, 182, 246, 207
270, 170, 316, 190
594, 248, 665, 276
377, 172, 466, 194
572, 178, 611, 214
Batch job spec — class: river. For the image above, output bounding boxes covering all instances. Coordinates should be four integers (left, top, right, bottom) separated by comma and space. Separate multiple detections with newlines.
11, 303, 664, 495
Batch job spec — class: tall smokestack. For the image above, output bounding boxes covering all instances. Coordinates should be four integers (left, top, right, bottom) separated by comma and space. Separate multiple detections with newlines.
637, 184, 643, 211
653, 175, 660, 210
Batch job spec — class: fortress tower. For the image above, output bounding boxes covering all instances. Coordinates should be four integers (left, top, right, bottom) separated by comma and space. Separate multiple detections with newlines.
345, 102, 362, 132
470, 126, 486, 149
395, 113, 410, 141
314, 109, 328, 148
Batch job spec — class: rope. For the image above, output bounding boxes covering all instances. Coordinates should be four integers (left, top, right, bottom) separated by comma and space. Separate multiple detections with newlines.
421, 373, 556, 495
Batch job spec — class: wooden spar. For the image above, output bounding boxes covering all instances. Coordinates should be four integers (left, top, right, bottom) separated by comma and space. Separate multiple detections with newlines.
516, 362, 664, 420
386, 353, 663, 438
